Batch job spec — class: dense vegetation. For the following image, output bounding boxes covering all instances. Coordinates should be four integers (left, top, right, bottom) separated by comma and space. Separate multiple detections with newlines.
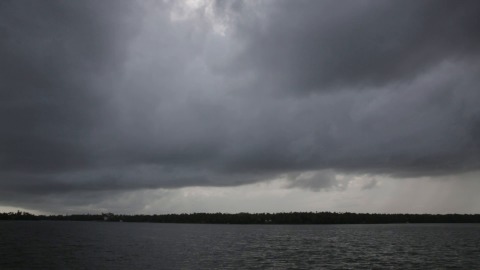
1, 211, 480, 224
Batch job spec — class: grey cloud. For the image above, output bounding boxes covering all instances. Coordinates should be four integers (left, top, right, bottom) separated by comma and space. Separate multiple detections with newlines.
286, 170, 379, 191
227, 0, 480, 92
287, 170, 339, 191
218, 62, 480, 177
1, 0, 480, 212
0, 0, 138, 173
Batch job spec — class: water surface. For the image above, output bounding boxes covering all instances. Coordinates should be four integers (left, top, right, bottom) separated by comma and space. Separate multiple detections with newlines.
0, 221, 479, 269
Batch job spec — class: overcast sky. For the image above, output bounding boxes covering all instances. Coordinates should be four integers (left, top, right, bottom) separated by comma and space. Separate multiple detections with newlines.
1, 0, 480, 214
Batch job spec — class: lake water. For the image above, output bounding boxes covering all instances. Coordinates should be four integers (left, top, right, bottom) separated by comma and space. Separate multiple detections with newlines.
0, 221, 479, 269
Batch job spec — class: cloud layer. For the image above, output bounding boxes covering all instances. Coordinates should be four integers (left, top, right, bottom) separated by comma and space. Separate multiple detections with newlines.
1, 0, 480, 211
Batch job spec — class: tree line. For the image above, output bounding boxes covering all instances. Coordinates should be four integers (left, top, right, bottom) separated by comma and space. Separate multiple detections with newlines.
1, 211, 480, 224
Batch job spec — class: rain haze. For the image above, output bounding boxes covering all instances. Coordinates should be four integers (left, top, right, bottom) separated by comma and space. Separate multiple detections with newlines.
1, 0, 480, 214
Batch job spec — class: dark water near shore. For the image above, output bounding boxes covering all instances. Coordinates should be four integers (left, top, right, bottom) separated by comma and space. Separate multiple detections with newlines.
0, 222, 479, 269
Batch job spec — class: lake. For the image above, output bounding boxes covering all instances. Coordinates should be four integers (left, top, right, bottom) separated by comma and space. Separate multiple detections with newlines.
0, 221, 479, 269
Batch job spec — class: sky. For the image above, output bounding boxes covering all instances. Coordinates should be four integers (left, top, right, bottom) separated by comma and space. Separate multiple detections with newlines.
1, 0, 480, 214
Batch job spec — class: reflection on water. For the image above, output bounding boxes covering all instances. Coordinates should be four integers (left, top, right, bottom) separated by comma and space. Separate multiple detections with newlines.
0, 222, 479, 269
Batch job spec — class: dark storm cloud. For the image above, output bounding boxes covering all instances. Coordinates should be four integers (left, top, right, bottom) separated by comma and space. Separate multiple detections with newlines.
228, 0, 480, 92
204, 0, 480, 177
0, 0, 137, 173
1, 0, 480, 211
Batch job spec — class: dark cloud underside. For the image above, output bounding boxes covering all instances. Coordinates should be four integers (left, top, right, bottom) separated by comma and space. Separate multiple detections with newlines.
0, 0, 136, 173
1, 0, 480, 211
230, 0, 480, 92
